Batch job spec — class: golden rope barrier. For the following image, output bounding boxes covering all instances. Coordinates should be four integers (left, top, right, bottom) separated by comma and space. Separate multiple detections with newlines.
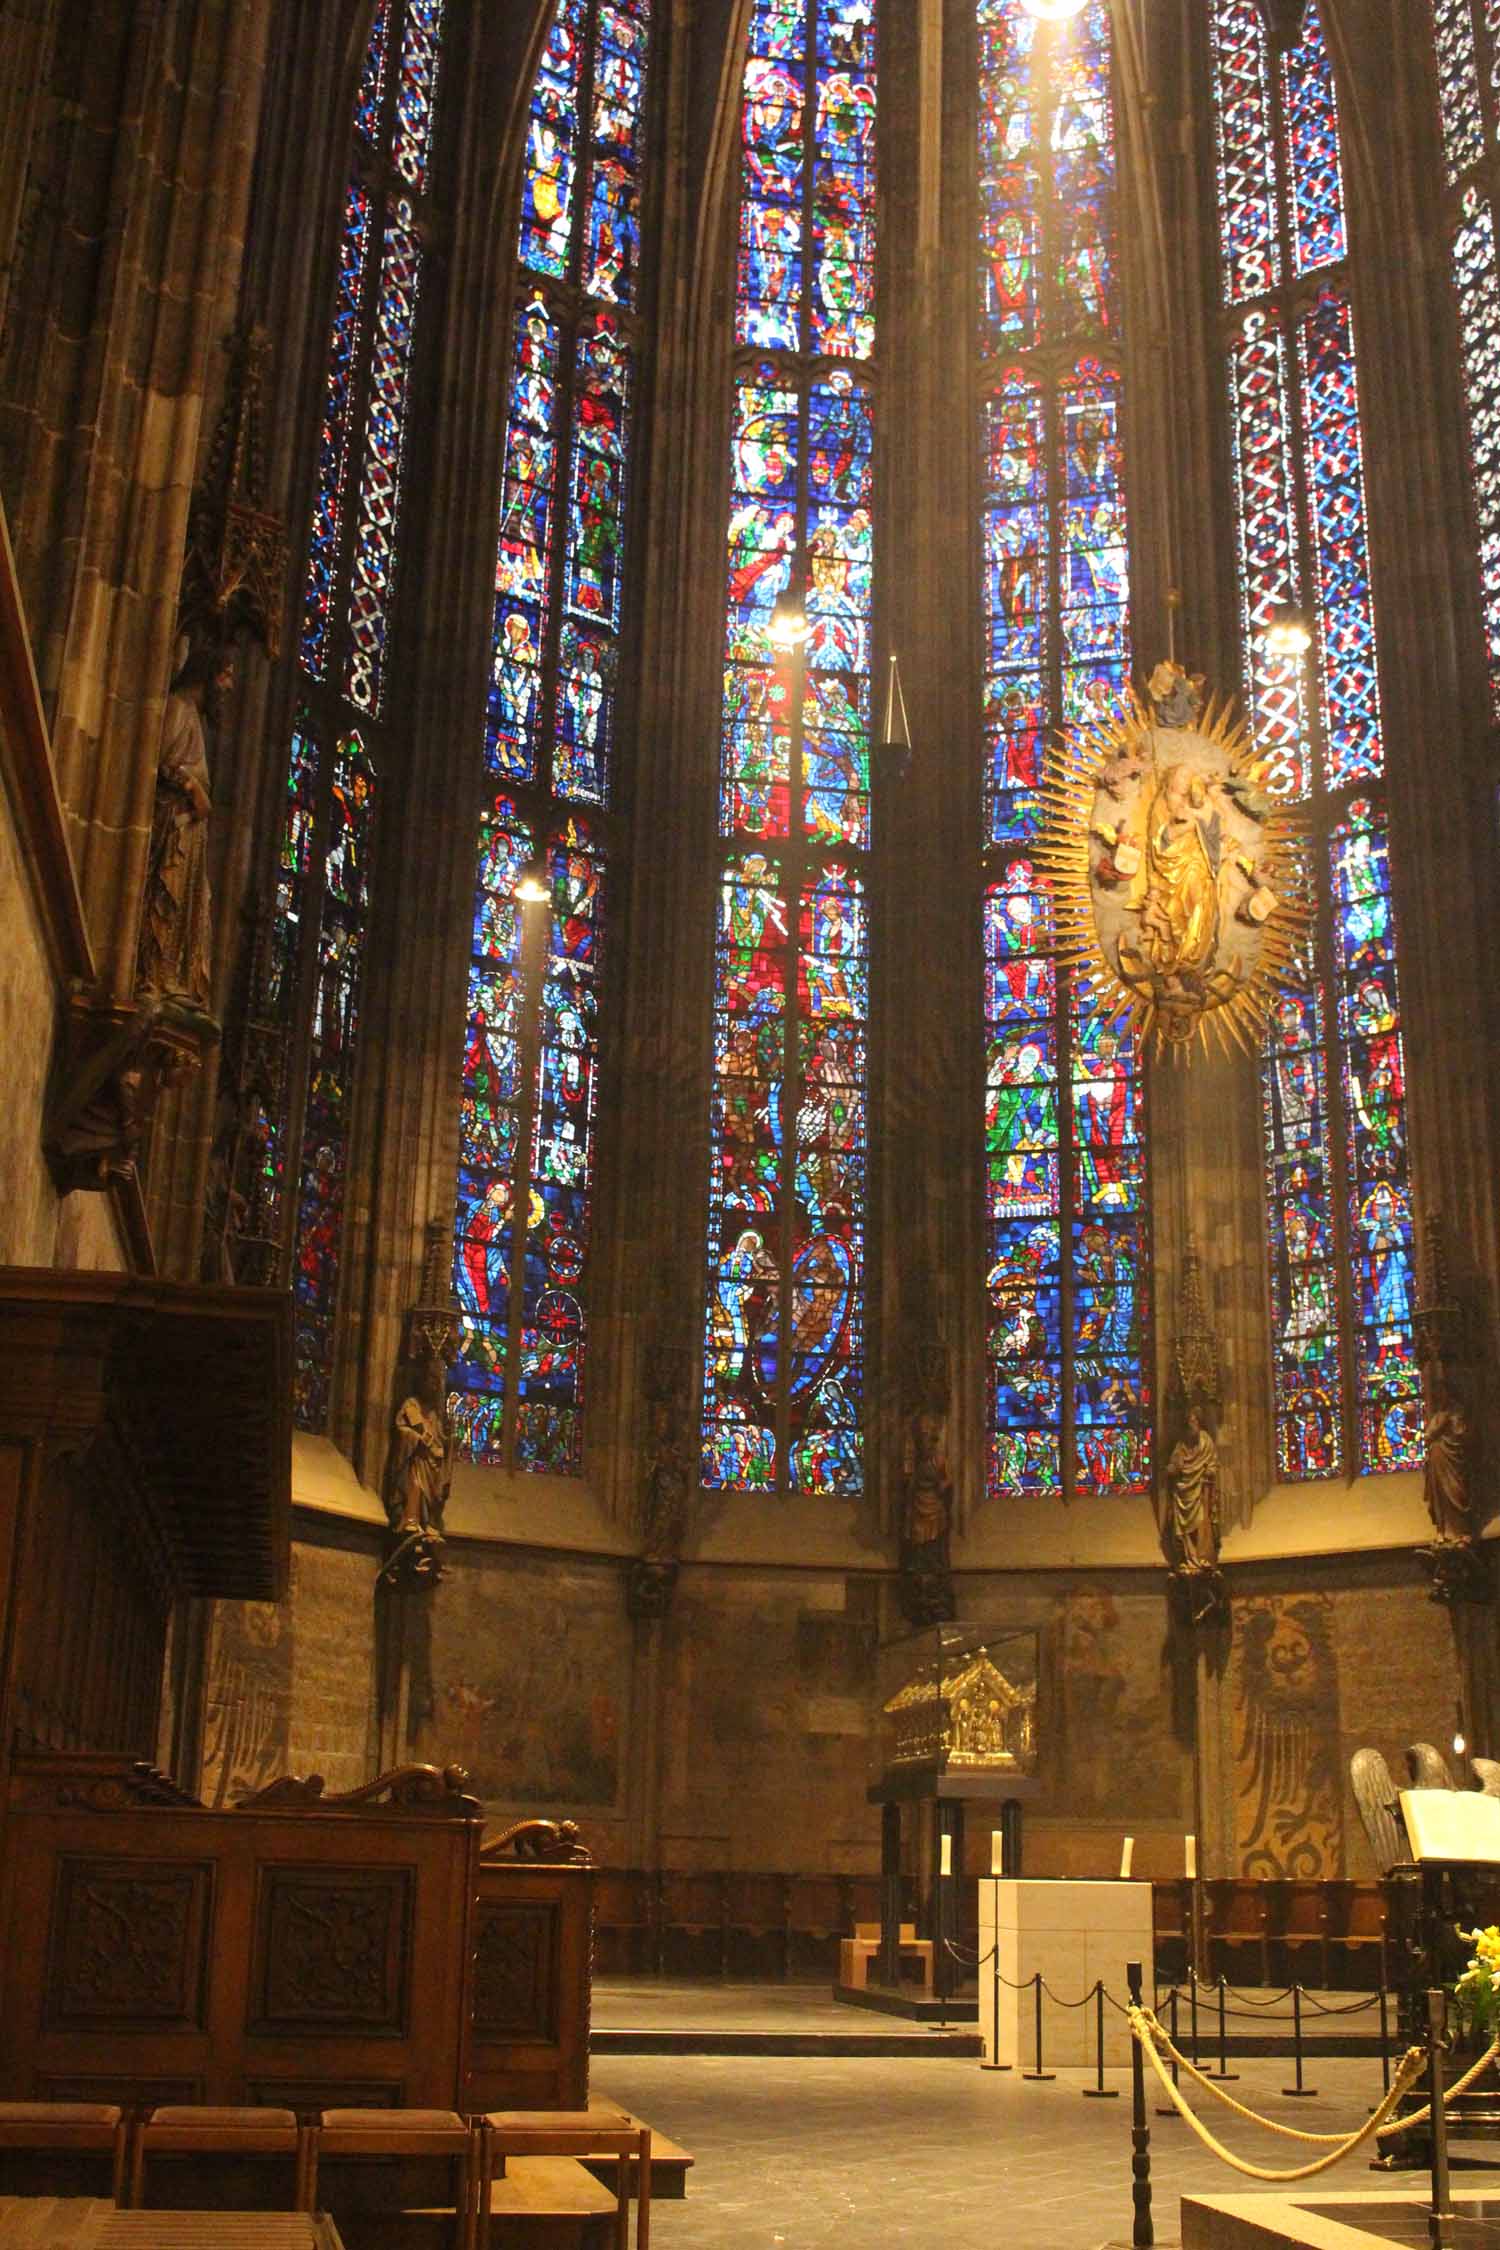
1127, 2005, 1429, 2184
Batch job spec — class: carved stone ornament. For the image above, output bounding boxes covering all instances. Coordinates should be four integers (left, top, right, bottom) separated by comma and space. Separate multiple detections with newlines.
234, 1763, 482, 1817
481, 1817, 593, 1866
46, 986, 216, 1194
179, 325, 288, 665
1039, 665, 1310, 1058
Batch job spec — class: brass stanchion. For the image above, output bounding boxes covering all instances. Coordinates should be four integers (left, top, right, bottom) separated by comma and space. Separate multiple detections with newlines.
1127, 1960, 1154, 2248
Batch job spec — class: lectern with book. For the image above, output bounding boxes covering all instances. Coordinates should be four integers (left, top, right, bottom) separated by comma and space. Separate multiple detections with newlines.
1378, 1788, 1500, 2173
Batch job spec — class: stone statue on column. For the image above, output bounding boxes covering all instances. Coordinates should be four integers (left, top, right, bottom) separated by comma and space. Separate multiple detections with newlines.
1157, 1237, 1228, 1629
629, 1324, 693, 1620
899, 1341, 956, 1627
1414, 1215, 1487, 1605
380, 1221, 460, 1590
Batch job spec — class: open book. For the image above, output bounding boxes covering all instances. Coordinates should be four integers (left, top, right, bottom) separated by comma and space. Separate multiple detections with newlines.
1401, 1788, 1500, 1866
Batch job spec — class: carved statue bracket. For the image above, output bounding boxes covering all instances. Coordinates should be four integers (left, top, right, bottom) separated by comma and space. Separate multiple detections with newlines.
627, 1556, 679, 1620
1169, 1562, 1229, 1632
1416, 1537, 1491, 1609
46, 985, 218, 1194
1254, 0, 1312, 48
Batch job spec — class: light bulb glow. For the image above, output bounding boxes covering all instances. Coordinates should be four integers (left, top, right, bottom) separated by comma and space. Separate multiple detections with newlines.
1020, 0, 1089, 18
1264, 602, 1313, 658
514, 859, 550, 905
769, 589, 810, 652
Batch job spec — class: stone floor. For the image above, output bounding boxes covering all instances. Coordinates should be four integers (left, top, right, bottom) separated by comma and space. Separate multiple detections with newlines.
595, 2052, 1424, 2250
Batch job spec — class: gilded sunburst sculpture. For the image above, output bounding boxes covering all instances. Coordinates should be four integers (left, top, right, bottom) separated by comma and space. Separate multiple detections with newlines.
1037, 660, 1311, 1059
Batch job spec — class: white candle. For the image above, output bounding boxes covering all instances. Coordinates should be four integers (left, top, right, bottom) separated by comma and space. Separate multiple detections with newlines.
940, 1833, 953, 1877
991, 1830, 1005, 1876
1120, 1835, 1134, 1880
1185, 1833, 1197, 1880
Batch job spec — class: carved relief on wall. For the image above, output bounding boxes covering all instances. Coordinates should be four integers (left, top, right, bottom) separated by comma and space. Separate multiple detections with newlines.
473, 1903, 559, 2041
47, 1859, 213, 2029
1231, 1593, 1343, 1877
251, 1868, 413, 2033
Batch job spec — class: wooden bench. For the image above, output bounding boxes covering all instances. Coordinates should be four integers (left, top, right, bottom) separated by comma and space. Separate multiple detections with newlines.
838, 1922, 934, 1998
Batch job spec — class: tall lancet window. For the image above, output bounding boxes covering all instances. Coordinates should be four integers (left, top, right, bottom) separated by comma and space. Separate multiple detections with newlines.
449, 0, 653, 1474
978, 0, 1149, 1500
699, 0, 877, 1496
1210, 0, 1418, 1479
264, 0, 444, 1430
1429, 0, 1500, 712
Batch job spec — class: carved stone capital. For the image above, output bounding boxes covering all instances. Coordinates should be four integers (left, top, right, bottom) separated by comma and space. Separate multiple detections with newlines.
1416, 1538, 1492, 1608
46, 985, 218, 1193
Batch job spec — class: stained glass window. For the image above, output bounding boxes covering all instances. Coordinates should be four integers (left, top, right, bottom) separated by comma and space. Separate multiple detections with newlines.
262, 0, 443, 1431
977, 0, 1149, 1500
702, 0, 877, 1496
1211, 0, 1418, 1478
450, 0, 653, 1474
1427, 0, 1500, 712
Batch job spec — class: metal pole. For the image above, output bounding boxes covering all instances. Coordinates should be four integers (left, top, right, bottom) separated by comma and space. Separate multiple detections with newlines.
1188, 1967, 1200, 2069
1283, 1983, 1318, 2098
1083, 1978, 1119, 2099
1127, 1960, 1154, 2249
1380, 1984, 1391, 2096
1156, 1987, 1181, 2117
1427, 1987, 1454, 2250
1022, 1971, 1056, 2082
1208, 1975, 1239, 2082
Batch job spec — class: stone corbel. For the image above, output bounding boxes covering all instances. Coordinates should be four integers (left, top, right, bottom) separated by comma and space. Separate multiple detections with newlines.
45, 983, 218, 1195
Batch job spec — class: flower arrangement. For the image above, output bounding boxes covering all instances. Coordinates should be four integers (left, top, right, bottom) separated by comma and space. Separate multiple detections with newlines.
1454, 1925, 1500, 2039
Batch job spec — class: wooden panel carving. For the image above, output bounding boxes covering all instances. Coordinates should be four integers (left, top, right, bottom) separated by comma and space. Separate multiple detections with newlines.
246, 2079, 404, 2110
46, 1858, 212, 2029
251, 1865, 413, 2034
473, 1903, 558, 2042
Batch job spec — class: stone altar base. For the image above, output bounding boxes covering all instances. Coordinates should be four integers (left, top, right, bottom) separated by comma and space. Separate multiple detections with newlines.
1182, 2189, 1500, 2247
978, 1876, 1153, 2068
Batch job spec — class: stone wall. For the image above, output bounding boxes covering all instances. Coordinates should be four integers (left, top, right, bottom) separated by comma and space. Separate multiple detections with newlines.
200, 1531, 376, 1805
226, 1523, 1465, 1887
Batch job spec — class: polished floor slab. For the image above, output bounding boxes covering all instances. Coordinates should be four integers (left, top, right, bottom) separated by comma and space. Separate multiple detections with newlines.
596, 2051, 1436, 2250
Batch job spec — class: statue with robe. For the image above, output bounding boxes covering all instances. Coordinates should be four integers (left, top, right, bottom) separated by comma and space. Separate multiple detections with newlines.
137, 642, 233, 1011
383, 1354, 449, 1584
899, 1404, 956, 1626
1165, 1405, 1220, 1572
1422, 1363, 1473, 1545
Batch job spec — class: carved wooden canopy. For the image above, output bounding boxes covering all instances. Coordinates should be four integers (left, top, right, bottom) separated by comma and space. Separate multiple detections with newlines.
0, 1267, 292, 1601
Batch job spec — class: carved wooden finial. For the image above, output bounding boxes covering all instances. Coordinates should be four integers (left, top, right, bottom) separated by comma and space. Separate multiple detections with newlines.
1172, 1234, 1221, 1411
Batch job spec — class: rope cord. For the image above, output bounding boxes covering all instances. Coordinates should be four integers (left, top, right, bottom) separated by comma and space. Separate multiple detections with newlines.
1128, 2007, 1428, 2183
